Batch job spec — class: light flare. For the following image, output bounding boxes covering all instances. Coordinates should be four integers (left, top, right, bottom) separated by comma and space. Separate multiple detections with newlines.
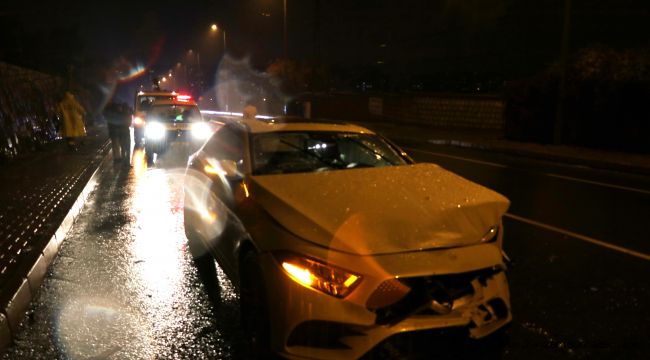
131, 148, 147, 178
183, 168, 232, 247
282, 262, 313, 287
199, 207, 217, 223
117, 63, 147, 82
242, 182, 250, 198
200, 110, 274, 119
191, 122, 212, 140
204, 164, 226, 176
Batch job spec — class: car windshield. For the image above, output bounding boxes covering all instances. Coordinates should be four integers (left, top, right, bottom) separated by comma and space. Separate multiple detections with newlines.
135, 95, 175, 111
148, 105, 202, 123
251, 131, 408, 175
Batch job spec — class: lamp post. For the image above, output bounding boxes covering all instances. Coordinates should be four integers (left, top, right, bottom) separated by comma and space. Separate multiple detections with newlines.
283, 0, 287, 59
210, 23, 229, 111
210, 23, 227, 53
554, 0, 572, 145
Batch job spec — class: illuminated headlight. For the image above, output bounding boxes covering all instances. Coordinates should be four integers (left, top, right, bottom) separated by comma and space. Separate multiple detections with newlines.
280, 255, 361, 298
191, 122, 212, 140
145, 122, 166, 140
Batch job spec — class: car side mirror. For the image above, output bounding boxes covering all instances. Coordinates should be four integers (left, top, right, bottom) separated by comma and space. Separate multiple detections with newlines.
220, 159, 241, 180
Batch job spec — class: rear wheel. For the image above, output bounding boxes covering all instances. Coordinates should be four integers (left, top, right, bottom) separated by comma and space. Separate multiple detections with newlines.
239, 251, 272, 358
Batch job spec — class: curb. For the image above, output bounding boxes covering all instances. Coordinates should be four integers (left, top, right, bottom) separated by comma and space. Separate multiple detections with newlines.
353, 120, 650, 176
0, 144, 110, 352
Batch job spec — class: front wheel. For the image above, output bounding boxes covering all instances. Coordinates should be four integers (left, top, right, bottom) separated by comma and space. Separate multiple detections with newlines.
239, 251, 272, 358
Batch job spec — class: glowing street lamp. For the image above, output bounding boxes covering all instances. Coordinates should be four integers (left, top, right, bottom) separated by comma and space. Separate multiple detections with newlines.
209, 23, 227, 53
210, 23, 230, 112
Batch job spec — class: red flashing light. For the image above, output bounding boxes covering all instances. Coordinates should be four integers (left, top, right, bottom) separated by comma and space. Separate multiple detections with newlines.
177, 94, 192, 102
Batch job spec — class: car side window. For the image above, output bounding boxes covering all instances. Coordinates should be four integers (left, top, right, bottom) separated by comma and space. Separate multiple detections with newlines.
204, 125, 244, 162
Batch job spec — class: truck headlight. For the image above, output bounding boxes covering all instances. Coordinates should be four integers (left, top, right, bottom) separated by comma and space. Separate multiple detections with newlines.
279, 255, 361, 298
145, 122, 166, 140
191, 122, 212, 140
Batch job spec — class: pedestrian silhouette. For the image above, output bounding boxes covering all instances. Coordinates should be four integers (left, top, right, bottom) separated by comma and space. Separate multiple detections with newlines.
104, 101, 132, 166
57, 91, 86, 151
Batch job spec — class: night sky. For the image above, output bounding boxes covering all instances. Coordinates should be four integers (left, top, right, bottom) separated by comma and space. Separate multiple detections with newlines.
1, 0, 649, 89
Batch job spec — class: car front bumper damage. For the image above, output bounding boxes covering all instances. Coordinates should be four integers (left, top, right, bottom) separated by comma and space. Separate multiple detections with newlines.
258, 246, 511, 360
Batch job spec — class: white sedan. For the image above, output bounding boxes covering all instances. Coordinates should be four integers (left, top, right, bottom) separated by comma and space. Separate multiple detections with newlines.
183, 117, 511, 359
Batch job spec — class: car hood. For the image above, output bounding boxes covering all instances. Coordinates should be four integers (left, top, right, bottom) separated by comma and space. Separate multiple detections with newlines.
249, 163, 510, 255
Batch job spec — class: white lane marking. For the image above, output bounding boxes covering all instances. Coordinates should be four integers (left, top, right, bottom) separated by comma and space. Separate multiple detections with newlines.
407, 147, 650, 195
545, 173, 650, 196
504, 213, 650, 261
404, 148, 507, 168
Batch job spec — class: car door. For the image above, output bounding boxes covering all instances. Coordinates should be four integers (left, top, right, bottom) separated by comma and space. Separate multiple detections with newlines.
198, 125, 246, 278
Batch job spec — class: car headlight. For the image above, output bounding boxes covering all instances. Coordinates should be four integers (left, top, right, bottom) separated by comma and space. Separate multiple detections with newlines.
145, 122, 166, 140
279, 255, 361, 298
191, 122, 212, 140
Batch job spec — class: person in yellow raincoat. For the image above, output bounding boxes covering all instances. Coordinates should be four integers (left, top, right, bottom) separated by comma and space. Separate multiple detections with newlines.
57, 91, 87, 150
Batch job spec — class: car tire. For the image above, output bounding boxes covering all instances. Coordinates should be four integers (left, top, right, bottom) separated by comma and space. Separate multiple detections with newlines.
239, 250, 272, 358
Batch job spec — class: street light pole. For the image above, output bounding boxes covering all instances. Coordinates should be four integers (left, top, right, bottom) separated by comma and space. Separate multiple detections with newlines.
283, 0, 287, 58
223, 30, 227, 54
554, 0, 572, 145
210, 23, 229, 111
211, 24, 227, 54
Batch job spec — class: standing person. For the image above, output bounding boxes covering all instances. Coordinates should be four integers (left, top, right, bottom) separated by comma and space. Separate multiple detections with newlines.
104, 101, 132, 165
57, 91, 86, 150
118, 103, 132, 166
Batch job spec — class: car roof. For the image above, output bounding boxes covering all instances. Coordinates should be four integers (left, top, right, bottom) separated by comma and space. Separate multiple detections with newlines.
229, 117, 375, 135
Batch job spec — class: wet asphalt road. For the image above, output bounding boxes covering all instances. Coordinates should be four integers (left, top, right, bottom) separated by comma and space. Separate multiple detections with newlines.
3, 134, 649, 359
399, 143, 650, 359
2, 149, 245, 360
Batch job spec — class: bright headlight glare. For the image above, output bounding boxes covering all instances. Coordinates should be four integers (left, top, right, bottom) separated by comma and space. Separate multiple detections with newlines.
191, 122, 212, 139
145, 122, 166, 140
280, 256, 361, 298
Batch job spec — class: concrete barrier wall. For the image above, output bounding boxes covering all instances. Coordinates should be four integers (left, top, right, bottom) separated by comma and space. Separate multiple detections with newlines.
308, 93, 505, 131
381, 94, 505, 130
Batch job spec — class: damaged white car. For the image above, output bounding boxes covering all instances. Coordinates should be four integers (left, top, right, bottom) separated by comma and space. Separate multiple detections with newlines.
183, 117, 511, 359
